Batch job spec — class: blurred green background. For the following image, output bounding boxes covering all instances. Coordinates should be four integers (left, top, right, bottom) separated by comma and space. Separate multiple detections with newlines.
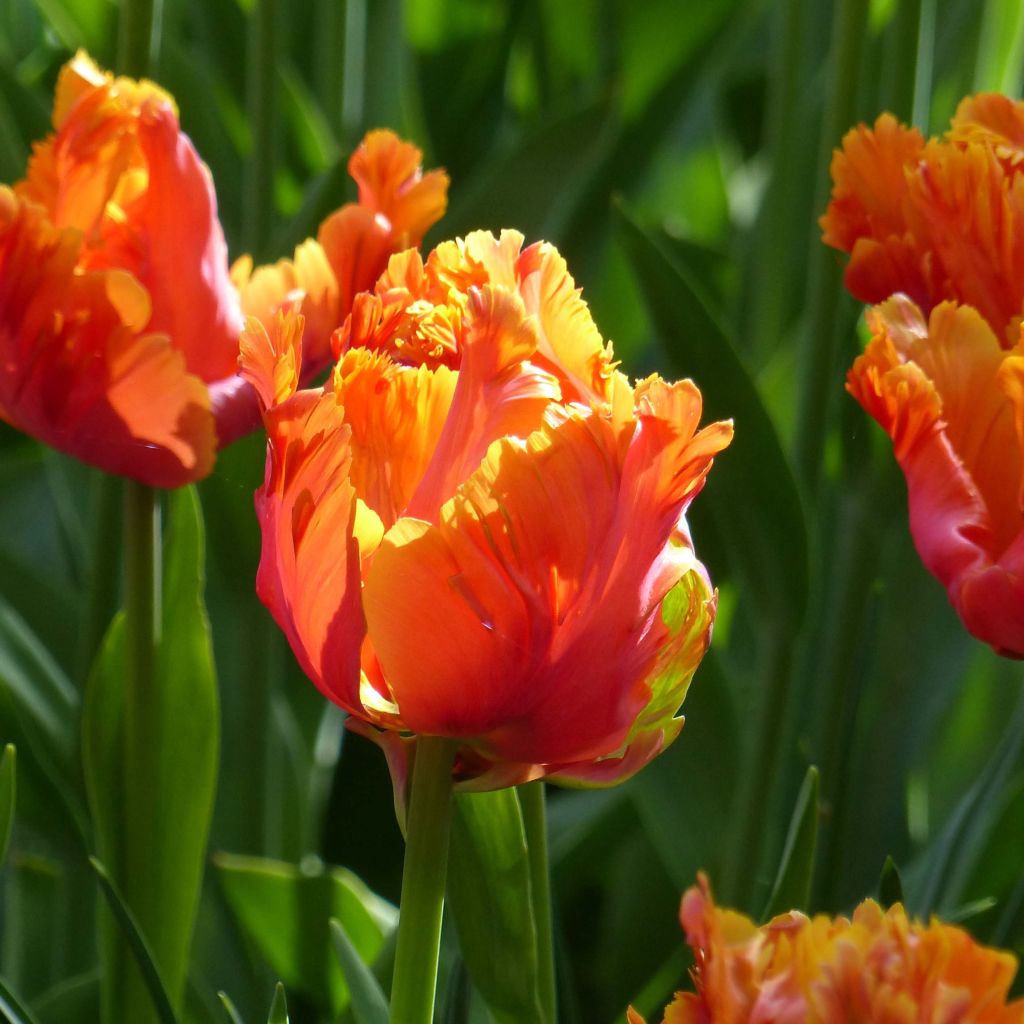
2, 0, 1024, 1021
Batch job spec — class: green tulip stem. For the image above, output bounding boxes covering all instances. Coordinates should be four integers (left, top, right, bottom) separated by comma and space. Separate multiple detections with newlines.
115, 479, 162, 1022
122, 480, 161, 863
389, 736, 457, 1024
117, 0, 157, 78
520, 780, 557, 1024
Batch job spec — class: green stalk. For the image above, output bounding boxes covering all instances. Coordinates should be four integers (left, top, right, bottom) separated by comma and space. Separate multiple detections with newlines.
793, 0, 870, 494
116, 479, 162, 1024
389, 736, 457, 1024
519, 781, 556, 1024
117, 0, 156, 78
245, 0, 279, 258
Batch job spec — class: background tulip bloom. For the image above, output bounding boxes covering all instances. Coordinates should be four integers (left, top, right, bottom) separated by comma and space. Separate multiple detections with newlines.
0, 52, 242, 486
232, 129, 450, 374
242, 230, 732, 788
630, 875, 1024, 1024
0, 52, 448, 486
821, 96, 1024, 657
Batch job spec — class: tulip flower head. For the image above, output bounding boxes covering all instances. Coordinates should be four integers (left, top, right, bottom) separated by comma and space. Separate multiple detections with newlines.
242, 230, 732, 790
630, 874, 1024, 1023
0, 52, 242, 486
0, 52, 448, 487
822, 95, 1024, 657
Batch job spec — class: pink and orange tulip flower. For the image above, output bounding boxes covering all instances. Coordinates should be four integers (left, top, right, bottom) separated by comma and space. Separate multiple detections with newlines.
0, 52, 447, 487
631, 874, 1024, 1023
242, 229, 732, 789
822, 95, 1024, 657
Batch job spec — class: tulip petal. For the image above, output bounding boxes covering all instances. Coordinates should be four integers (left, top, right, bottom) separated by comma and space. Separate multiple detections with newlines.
951, 93, 1024, 168
425, 230, 616, 404
102, 98, 243, 383
17, 53, 243, 386
0, 188, 215, 486
849, 297, 1024, 655
332, 347, 457, 529
254, 388, 367, 713
348, 129, 449, 247
364, 384, 731, 768
905, 141, 1024, 342
821, 114, 923, 253
405, 284, 561, 520
239, 312, 304, 411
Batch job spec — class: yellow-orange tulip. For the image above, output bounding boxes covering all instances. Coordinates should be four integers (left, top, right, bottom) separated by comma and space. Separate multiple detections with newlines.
0, 52, 447, 486
631, 875, 1024, 1023
242, 230, 731, 788
822, 95, 1024, 656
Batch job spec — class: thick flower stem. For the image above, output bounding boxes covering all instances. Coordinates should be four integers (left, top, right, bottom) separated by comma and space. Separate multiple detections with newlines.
389, 736, 457, 1024
117, 479, 162, 1022
520, 781, 557, 1024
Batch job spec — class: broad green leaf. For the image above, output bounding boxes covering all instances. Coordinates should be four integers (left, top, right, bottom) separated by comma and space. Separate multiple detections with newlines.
906, 692, 1024, 916
89, 857, 178, 1024
0, 746, 14, 867
82, 487, 219, 1024
879, 856, 904, 908
0, 595, 78, 773
629, 652, 738, 889
267, 984, 288, 1024
447, 790, 544, 1024
762, 767, 820, 920
29, 0, 113, 54
443, 102, 615, 246
32, 971, 100, 1022
329, 919, 389, 1024
0, 974, 41, 1024
950, 777, 1024, 943
615, 204, 808, 629
973, 0, 1024, 94
214, 854, 395, 1016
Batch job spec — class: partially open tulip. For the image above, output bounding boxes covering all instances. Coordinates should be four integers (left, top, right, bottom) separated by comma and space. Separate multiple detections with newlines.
630, 874, 1024, 1023
242, 230, 731, 788
0, 52, 447, 487
822, 95, 1024, 657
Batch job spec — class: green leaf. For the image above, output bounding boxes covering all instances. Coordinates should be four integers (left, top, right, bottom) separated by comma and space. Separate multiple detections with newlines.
329, 919, 389, 1024
0, 745, 14, 867
32, 971, 100, 1023
267, 984, 288, 1024
906, 692, 1024, 915
214, 854, 395, 1016
0, 594, 78, 777
615, 204, 809, 629
446, 790, 544, 1024
217, 992, 245, 1024
879, 856, 904, 908
762, 766, 820, 920
629, 651, 738, 889
82, 486, 219, 1022
0, 974, 42, 1024
0, 593, 86, 845
88, 857, 178, 1024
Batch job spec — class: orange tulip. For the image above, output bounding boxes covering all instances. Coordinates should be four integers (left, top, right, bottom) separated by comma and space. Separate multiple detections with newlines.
0, 52, 447, 487
822, 96, 1024, 657
242, 230, 732, 788
630, 874, 1024, 1024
